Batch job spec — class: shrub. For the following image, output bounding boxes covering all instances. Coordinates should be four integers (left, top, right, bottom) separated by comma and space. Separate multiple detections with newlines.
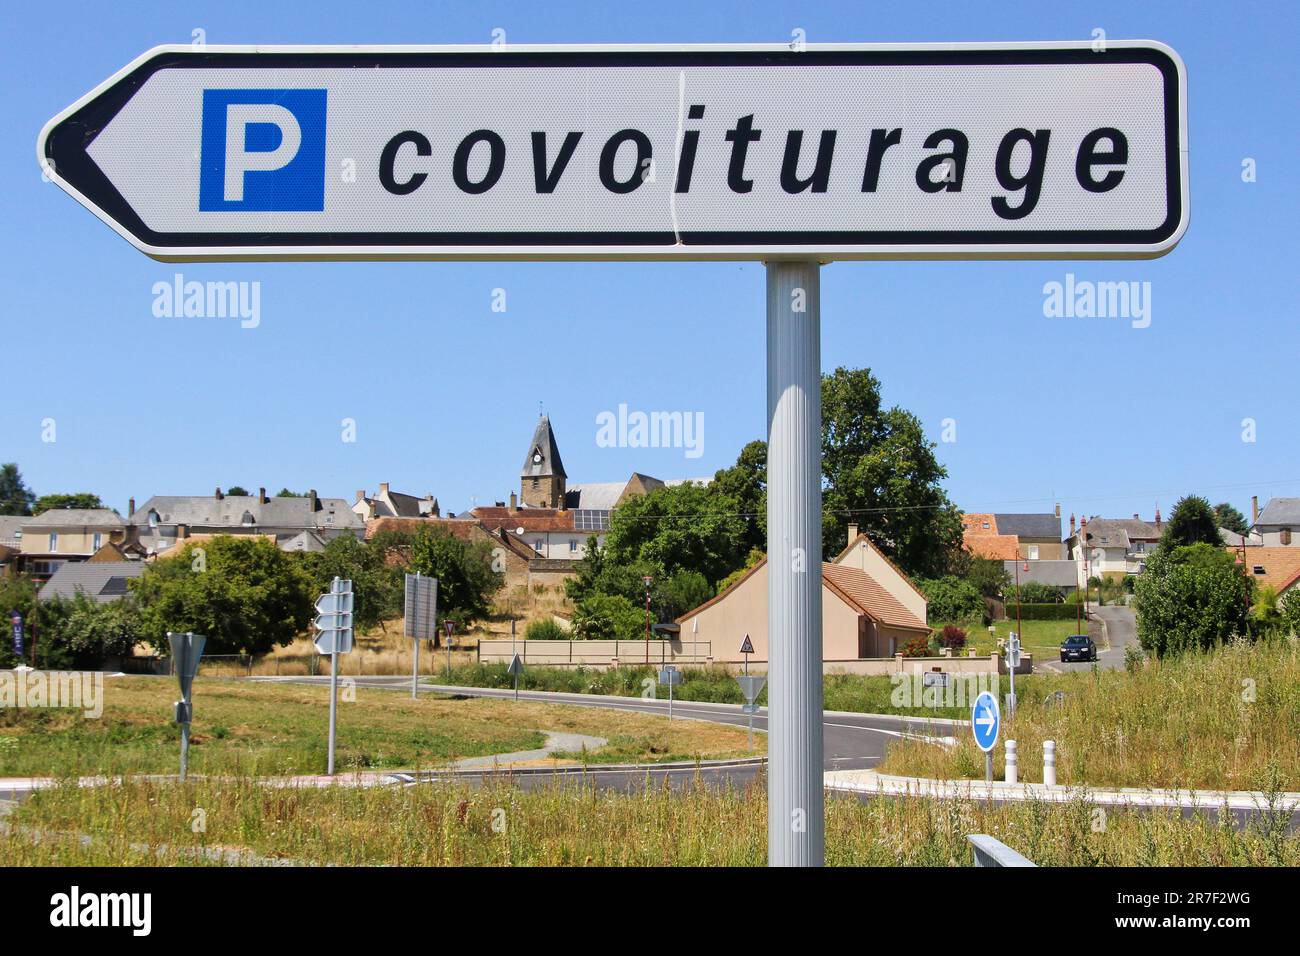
900, 635, 933, 658
1134, 543, 1251, 657
524, 618, 570, 641
1004, 581, 1066, 604
918, 576, 984, 624
938, 625, 967, 651
572, 593, 646, 641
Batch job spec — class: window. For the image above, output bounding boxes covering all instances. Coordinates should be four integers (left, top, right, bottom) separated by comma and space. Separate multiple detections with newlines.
1027, 545, 1039, 560
92, 533, 102, 551
48, 533, 58, 553
1253, 566, 1266, 575
1282, 528, 1293, 545
531, 478, 539, 490
533, 539, 543, 554
569, 539, 578, 553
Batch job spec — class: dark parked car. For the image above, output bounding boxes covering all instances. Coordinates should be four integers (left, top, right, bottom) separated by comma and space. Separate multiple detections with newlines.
1060, 634, 1097, 663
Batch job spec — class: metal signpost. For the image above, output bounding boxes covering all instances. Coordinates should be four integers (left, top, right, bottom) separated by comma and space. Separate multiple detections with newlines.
1005, 632, 1022, 717
167, 631, 206, 782
40, 42, 1187, 867
507, 653, 524, 701
313, 577, 353, 775
658, 665, 682, 720
736, 675, 767, 752
971, 690, 1001, 783
404, 572, 438, 699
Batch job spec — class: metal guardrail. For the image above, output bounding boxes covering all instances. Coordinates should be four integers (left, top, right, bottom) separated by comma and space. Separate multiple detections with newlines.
968, 834, 1036, 867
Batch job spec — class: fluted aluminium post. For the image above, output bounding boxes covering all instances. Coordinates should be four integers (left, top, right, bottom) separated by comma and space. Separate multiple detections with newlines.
765, 261, 824, 867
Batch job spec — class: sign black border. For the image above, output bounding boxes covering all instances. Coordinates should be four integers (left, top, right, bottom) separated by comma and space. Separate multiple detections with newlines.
42, 47, 1184, 253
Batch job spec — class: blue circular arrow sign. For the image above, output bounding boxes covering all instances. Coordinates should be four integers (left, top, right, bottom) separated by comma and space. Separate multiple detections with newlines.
971, 691, 1000, 753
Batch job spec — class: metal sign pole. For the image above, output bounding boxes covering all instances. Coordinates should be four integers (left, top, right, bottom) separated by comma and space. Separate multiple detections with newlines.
766, 261, 824, 867
328, 646, 339, 774
411, 572, 421, 699
327, 576, 341, 775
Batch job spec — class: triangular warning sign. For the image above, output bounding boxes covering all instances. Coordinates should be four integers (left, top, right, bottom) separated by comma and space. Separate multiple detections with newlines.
739, 634, 754, 655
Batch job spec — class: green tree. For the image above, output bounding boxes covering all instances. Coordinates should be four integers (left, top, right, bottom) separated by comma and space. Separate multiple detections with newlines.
0, 574, 40, 667
0, 464, 35, 516
276, 489, 306, 497
405, 525, 502, 639
660, 570, 714, 619
572, 593, 645, 641
1159, 495, 1222, 550
55, 594, 142, 666
604, 482, 749, 590
709, 440, 768, 554
1280, 589, 1300, 638
917, 575, 985, 624
132, 535, 314, 655
305, 534, 403, 633
226, 486, 251, 497
820, 368, 965, 577
32, 493, 104, 515
1134, 543, 1251, 657
1213, 502, 1250, 536
963, 556, 1012, 599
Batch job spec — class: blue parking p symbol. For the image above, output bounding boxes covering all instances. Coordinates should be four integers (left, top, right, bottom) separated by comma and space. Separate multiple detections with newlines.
199, 89, 327, 211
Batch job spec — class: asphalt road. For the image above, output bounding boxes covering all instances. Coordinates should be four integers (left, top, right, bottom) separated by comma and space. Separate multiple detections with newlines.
1043, 605, 1137, 672
257, 674, 961, 777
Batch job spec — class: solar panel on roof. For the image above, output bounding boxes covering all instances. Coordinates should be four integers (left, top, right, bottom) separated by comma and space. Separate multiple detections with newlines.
573, 510, 610, 531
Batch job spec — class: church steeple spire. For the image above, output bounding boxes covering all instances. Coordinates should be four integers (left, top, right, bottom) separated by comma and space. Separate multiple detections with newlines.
520, 414, 567, 508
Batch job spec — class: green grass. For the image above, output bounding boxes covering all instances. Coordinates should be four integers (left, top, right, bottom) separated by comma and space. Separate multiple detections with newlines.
4, 776, 1295, 866
0, 676, 760, 777
878, 638, 1300, 791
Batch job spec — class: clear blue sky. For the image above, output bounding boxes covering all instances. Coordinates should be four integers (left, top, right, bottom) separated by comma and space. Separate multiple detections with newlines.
2, 0, 1296, 527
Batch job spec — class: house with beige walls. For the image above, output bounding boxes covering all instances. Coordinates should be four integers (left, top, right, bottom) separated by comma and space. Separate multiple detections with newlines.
16, 508, 125, 582
675, 528, 930, 664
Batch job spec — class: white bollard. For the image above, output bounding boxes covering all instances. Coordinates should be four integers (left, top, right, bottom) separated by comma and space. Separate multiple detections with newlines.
1044, 740, 1057, 787
1005, 740, 1018, 784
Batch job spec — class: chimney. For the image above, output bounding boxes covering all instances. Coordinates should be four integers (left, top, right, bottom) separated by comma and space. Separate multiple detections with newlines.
308, 489, 318, 512
379, 482, 390, 496
258, 487, 267, 504
1133, 513, 1140, 521
509, 492, 518, 511
1155, 507, 1162, 529
1252, 496, 1259, 524
1054, 502, 1061, 518
1069, 513, 1076, 535
847, 522, 859, 542
128, 497, 136, 516
355, 490, 366, 503
215, 487, 224, 500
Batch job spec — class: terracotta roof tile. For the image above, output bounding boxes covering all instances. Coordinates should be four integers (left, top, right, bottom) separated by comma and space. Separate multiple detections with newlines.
963, 533, 1021, 560
822, 562, 929, 632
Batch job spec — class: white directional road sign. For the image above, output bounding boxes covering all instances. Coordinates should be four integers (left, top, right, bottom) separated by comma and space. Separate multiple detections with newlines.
972, 691, 1001, 753
40, 42, 1185, 262
313, 579, 354, 655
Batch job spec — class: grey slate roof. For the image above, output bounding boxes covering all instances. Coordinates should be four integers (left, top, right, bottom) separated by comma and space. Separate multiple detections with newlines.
24, 508, 123, 529
1083, 517, 1161, 544
0, 515, 25, 547
1255, 497, 1300, 528
521, 415, 566, 479
1002, 559, 1079, 588
565, 482, 625, 511
39, 562, 146, 604
993, 513, 1062, 539
131, 495, 363, 532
